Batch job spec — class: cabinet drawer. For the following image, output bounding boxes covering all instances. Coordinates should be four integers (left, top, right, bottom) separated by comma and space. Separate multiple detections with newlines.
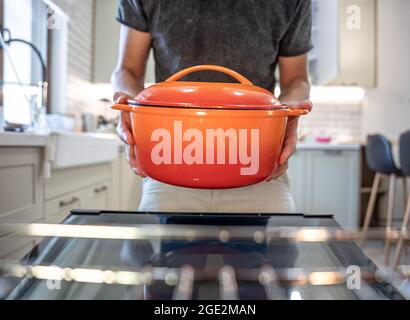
83, 181, 110, 210
45, 163, 111, 200
45, 191, 83, 224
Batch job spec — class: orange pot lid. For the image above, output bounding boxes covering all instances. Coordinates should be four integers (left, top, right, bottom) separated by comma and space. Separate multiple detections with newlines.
130, 65, 283, 110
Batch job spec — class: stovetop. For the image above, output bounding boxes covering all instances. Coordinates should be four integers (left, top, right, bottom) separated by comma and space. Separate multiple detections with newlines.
0, 210, 406, 300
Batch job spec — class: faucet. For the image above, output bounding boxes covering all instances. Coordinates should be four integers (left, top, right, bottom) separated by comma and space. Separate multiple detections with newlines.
0, 27, 48, 131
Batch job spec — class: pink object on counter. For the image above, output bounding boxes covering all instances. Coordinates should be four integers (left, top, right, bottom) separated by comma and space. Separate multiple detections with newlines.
315, 136, 332, 143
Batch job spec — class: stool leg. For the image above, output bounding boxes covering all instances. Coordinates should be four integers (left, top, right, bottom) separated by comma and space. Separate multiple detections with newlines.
384, 174, 396, 265
360, 172, 381, 246
393, 190, 410, 267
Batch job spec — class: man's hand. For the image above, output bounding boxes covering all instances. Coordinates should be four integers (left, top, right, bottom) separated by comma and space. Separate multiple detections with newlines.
114, 92, 134, 144
114, 92, 146, 177
267, 100, 312, 180
111, 26, 151, 178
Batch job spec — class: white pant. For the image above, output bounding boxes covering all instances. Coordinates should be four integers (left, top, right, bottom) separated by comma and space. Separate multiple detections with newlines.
138, 174, 296, 213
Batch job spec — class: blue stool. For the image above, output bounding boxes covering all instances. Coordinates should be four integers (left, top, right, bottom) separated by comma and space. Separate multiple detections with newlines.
393, 131, 410, 266
361, 134, 406, 265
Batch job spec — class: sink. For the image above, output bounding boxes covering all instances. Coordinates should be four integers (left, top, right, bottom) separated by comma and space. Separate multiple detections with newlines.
48, 131, 120, 169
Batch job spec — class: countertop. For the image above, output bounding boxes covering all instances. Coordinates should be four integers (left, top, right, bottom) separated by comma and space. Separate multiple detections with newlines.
0, 131, 49, 147
296, 142, 362, 151
0, 131, 362, 151
0, 131, 123, 171
0, 131, 122, 147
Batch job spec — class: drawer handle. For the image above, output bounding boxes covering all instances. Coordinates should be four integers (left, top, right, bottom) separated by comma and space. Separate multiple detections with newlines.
94, 185, 108, 194
59, 197, 79, 208
324, 150, 343, 155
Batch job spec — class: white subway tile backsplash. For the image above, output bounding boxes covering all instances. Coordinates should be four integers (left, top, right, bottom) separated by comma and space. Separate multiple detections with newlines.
299, 101, 363, 140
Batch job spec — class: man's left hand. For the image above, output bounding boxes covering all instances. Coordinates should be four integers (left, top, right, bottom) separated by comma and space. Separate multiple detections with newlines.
267, 100, 312, 180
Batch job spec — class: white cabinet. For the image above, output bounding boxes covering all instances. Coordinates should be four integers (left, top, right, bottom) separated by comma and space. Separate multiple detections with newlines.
43, 152, 141, 220
0, 148, 44, 226
0, 147, 44, 259
0, 143, 142, 259
309, 0, 339, 85
288, 148, 361, 227
44, 162, 114, 223
331, 0, 377, 87
310, 0, 376, 87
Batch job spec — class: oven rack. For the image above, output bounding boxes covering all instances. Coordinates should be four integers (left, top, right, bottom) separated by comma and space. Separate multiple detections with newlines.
2, 222, 409, 243
0, 261, 409, 300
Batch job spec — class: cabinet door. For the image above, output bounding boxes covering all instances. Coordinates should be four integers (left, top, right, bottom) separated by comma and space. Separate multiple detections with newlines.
309, 0, 339, 85
83, 181, 111, 210
331, 0, 376, 86
305, 150, 361, 227
287, 150, 308, 212
45, 191, 83, 224
0, 147, 44, 229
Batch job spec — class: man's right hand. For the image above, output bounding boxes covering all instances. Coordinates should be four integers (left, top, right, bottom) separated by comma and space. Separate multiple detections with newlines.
114, 92, 146, 178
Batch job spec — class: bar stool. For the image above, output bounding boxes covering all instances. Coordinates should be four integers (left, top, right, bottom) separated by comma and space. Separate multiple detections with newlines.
360, 134, 406, 265
393, 131, 410, 267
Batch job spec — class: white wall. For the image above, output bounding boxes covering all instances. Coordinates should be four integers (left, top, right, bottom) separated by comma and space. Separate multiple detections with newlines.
51, 0, 96, 128
362, 0, 410, 140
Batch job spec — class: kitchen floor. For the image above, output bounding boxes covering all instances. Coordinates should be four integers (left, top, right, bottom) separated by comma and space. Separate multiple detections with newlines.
364, 241, 410, 298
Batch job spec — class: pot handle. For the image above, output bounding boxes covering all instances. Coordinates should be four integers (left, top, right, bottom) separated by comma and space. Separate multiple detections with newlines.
165, 65, 253, 85
287, 109, 310, 116
111, 104, 134, 112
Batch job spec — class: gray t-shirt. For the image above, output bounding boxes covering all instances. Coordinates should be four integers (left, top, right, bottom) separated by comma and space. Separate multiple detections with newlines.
117, 0, 312, 91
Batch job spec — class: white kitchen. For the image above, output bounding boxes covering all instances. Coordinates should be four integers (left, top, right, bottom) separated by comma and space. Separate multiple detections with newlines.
0, 0, 409, 303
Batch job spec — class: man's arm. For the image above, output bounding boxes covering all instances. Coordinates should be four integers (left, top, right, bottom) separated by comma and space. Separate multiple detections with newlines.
269, 54, 312, 179
111, 25, 151, 176
111, 25, 151, 99
278, 54, 310, 102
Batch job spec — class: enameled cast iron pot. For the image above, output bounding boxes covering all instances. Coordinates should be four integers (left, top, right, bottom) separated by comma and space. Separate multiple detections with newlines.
112, 65, 309, 189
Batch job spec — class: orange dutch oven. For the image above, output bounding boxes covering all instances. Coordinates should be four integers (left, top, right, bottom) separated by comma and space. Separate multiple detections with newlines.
112, 65, 309, 189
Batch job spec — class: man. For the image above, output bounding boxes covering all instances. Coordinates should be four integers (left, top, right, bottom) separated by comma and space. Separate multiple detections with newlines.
112, 0, 313, 213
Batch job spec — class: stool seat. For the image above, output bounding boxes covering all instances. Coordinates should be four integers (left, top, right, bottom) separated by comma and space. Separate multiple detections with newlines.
366, 135, 401, 175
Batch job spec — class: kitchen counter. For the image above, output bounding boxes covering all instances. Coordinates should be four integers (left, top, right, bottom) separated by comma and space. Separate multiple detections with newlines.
296, 142, 362, 151
0, 131, 123, 148
0, 131, 122, 171
0, 131, 362, 151
0, 131, 49, 147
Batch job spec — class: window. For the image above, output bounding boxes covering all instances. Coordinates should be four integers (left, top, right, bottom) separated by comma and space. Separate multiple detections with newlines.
0, 0, 49, 126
